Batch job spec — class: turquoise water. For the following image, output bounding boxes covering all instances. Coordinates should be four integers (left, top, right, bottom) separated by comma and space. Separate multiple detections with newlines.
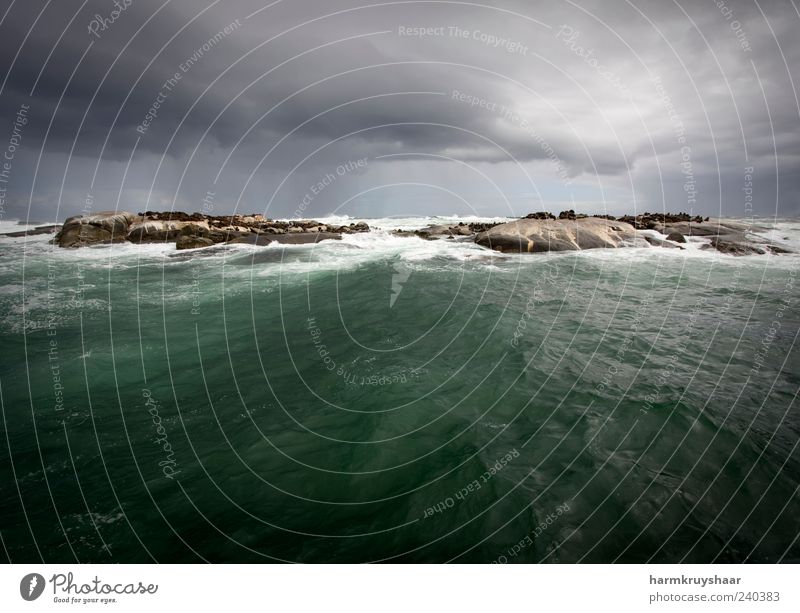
1, 219, 799, 562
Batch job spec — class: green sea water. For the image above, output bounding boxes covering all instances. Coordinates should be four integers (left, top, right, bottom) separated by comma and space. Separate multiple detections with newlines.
1, 221, 799, 563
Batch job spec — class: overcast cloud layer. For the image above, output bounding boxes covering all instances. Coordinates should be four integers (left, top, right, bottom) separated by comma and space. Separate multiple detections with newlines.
0, 0, 798, 221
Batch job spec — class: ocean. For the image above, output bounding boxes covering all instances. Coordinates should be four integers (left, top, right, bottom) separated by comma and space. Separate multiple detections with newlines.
0, 216, 798, 563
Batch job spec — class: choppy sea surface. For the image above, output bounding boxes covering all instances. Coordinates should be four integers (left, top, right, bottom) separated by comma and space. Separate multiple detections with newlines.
0, 216, 798, 563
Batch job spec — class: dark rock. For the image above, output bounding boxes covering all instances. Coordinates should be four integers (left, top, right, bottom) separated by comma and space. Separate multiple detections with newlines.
208, 231, 228, 243
409, 221, 503, 240
56, 224, 115, 247
664, 219, 764, 237
176, 235, 215, 250
704, 236, 765, 256
178, 222, 211, 237
415, 224, 457, 239
228, 235, 274, 246
663, 222, 721, 237
338, 222, 370, 234
467, 222, 503, 233
618, 212, 704, 230
665, 232, 686, 243
643, 235, 683, 249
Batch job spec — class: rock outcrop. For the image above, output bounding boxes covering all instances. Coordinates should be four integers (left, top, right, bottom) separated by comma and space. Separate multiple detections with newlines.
394, 221, 503, 240
475, 218, 638, 253
699, 231, 790, 256
505, 212, 791, 256
642, 235, 683, 249
55, 211, 135, 247
176, 235, 215, 250
54, 211, 369, 249
127, 220, 187, 243
701, 236, 765, 256
48, 209, 792, 257
617, 212, 706, 229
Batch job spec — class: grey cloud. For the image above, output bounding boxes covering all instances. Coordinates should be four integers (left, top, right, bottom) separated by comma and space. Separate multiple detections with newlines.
0, 0, 798, 221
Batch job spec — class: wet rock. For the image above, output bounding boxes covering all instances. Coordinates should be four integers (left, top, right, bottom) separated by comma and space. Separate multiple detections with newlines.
56, 224, 115, 247
663, 219, 763, 237
176, 235, 215, 250
618, 212, 704, 229
178, 221, 211, 237
55, 211, 135, 247
476, 218, 637, 253
666, 232, 686, 243
54, 210, 365, 249
643, 235, 683, 249
228, 235, 274, 246
702, 235, 766, 256
414, 224, 454, 239
141, 211, 205, 222
405, 221, 503, 240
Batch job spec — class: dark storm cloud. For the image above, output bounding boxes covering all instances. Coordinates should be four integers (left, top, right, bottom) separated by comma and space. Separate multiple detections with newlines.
0, 0, 798, 220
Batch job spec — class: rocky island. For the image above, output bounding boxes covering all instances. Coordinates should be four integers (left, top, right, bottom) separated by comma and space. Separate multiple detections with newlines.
3, 210, 790, 256
393, 211, 791, 256
44, 211, 370, 249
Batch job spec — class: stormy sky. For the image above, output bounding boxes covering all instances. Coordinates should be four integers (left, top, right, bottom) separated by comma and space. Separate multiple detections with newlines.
0, 0, 798, 221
